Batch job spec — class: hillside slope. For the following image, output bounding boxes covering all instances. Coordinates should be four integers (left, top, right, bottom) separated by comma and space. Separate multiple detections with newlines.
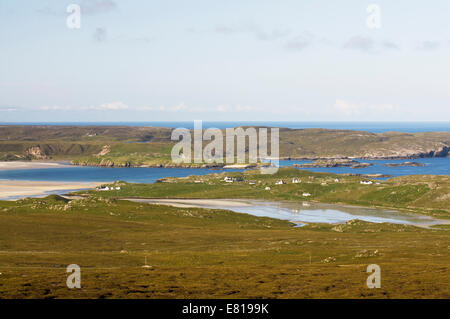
0, 126, 448, 164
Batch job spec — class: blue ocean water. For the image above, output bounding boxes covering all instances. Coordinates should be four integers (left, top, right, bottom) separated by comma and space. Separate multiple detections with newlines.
0, 122, 448, 184
0, 166, 242, 183
2, 122, 449, 133
0, 157, 448, 183
278, 157, 450, 179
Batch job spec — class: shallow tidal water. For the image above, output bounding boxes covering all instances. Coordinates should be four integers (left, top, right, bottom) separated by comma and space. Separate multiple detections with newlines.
129, 199, 447, 228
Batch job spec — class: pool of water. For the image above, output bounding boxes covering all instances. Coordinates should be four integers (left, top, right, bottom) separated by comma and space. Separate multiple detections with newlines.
128, 199, 447, 228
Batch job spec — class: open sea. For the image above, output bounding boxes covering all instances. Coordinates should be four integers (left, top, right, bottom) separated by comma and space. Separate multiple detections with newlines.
2, 121, 450, 133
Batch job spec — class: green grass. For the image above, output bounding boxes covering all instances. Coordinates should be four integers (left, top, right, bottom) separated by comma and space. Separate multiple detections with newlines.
1, 126, 449, 165
85, 167, 450, 219
0, 195, 448, 298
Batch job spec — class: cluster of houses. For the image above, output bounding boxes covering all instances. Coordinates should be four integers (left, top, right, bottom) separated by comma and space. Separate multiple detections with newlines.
97, 186, 121, 191
360, 180, 381, 185
274, 177, 339, 185
223, 176, 341, 193
223, 176, 244, 183
222, 175, 378, 196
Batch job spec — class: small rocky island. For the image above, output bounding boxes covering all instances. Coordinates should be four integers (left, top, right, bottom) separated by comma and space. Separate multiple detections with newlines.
383, 161, 426, 167
293, 159, 373, 169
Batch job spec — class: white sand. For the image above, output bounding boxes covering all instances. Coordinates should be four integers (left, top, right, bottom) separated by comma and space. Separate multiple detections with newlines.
0, 161, 68, 170
126, 198, 253, 208
0, 180, 102, 200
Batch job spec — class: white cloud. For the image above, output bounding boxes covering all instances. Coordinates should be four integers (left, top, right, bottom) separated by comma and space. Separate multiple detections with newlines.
217, 105, 260, 112
285, 32, 315, 51
93, 27, 107, 42
214, 24, 290, 41
40, 101, 129, 111
235, 105, 260, 112
382, 40, 400, 50
332, 99, 397, 117
416, 40, 440, 51
134, 102, 205, 113
216, 105, 229, 112
136, 106, 166, 111
92, 101, 129, 110
38, 0, 117, 16
343, 36, 374, 52
40, 105, 73, 111
0, 106, 19, 112
82, 0, 117, 15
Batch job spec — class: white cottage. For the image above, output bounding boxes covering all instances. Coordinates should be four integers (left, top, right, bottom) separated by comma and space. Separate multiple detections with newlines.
224, 176, 233, 183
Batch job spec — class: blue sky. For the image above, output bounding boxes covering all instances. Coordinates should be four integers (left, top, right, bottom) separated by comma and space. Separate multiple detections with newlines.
1, 0, 449, 122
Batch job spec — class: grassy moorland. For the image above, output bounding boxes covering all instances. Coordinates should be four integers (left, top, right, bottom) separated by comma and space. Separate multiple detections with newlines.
0, 194, 448, 299
0, 125, 449, 165
86, 167, 450, 219
0, 126, 449, 299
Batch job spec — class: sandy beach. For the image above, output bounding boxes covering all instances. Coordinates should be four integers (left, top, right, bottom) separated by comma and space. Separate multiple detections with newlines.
0, 161, 69, 170
0, 180, 102, 200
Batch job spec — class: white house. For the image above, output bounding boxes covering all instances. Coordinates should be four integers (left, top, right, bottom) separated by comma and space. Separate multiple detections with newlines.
249, 181, 256, 185
360, 180, 373, 185
224, 176, 233, 183
275, 180, 286, 185
265, 186, 271, 191
292, 178, 300, 184
334, 178, 340, 183
302, 192, 311, 197
115, 186, 121, 190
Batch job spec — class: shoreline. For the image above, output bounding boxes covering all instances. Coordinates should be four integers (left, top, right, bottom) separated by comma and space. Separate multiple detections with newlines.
124, 198, 450, 228
0, 161, 69, 170
69, 155, 450, 169
0, 155, 448, 172
0, 180, 103, 200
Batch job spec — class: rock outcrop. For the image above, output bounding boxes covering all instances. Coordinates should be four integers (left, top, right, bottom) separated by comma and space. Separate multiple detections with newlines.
293, 159, 373, 169
383, 162, 426, 167
25, 146, 48, 160
96, 145, 111, 157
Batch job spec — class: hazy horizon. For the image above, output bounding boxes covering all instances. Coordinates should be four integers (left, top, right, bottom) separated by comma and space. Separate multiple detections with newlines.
1, 0, 449, 122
